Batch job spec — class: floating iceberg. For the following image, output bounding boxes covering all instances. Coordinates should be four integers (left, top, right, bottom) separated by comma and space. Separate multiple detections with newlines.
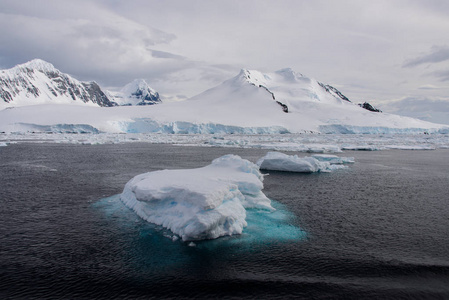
257, 152, 353, 173
311, 154, 355, 164
120, 155, 274, 241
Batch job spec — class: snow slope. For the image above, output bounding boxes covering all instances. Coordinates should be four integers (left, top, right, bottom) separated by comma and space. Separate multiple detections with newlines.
0, 67, 447, 134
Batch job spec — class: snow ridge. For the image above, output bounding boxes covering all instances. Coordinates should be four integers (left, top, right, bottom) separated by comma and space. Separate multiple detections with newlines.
231, 68, 353, 114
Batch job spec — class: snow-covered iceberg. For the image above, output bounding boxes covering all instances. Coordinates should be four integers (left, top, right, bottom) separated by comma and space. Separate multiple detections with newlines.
311, 154, 355, 164
120, 155, 274, 241
257, 152, 354, 173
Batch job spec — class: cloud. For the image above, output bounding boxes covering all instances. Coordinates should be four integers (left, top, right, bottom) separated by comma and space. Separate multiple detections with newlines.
0, 0, 193, 88
148, 63, 239, 97
1, 0, 449, 102
0, 0, 242, 96
417, 84, 449, 89
403, 45, 449, 68
379, 96, 449, 124
430, 69, 449, 81
149, 50, 185, 60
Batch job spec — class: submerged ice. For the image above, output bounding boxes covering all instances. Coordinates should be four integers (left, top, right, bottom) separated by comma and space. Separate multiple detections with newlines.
257, 152, 354, 173
120, 155, 274, 241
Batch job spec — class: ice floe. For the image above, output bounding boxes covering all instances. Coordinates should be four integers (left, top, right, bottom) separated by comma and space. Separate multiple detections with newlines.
1, 132, 448, 152
120, 155, 274, 241
257, 152, 353, 173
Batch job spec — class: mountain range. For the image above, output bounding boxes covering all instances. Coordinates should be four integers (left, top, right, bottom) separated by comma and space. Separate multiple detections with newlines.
0, 59, 446, 134
0, 59, 161, 108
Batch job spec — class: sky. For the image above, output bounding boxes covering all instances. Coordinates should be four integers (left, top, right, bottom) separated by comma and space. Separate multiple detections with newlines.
1, 0, 449, 124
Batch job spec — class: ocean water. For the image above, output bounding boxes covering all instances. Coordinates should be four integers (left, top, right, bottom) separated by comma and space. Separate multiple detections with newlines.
1, 143, 448, 299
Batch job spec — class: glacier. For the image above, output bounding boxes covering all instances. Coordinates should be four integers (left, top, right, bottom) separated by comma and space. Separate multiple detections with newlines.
122, 119, 290, 134
12, 123, 100, 134
257, 152, 354, 173
318, 124, 448, 134
120, 155, 274, 241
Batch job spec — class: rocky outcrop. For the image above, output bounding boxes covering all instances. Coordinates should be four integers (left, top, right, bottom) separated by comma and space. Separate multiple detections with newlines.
358, 102, 382, 112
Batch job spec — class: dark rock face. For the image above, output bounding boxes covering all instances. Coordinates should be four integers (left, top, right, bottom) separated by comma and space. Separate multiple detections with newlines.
132, 89, 161, 105
358, 102, 382, 112
111, 78, 162, 106
258, 84, 289, 113
276, 101, 289, 113
82, 82, 115, 107
318, 82, 351, 102
0, 60, 116, 107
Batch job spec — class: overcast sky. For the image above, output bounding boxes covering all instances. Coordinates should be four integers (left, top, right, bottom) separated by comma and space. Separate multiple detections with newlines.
1, 0, 449, 123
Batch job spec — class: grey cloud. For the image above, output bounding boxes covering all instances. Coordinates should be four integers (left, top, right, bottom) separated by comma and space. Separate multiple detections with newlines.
403, 45, 449, 68
0, 4, 183, 89
2, 0, 449, 102
209, 64, 241, 72
430, 69, 449, 81
418, 85, 441, 90
150, 50, 185, 60
379, 97, 449, 124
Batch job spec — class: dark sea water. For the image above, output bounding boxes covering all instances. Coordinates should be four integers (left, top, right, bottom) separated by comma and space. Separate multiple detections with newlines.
1, 143, 448, 299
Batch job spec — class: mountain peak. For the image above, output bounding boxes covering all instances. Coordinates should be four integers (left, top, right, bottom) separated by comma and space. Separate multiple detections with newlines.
235, 69, 271, 87
121, 79, 156, 95
0, 59, 114, 107
215, 68, 353, 114
275, 68, 303, 81
18, 59, 58, 73
236, 68, 306, 86
108, 79, 161, 106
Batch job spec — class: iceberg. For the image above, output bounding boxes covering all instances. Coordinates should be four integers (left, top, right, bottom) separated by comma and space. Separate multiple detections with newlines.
257, 152, 353, 173
311, 154, 355, 164
120, 155, 274, 241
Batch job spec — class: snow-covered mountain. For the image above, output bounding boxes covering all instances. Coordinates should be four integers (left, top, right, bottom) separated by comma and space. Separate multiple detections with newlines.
0, 59, 115, 107
192, 68, 353, 115
107, 79, 161, 106
0, 67, 447, 134
0, 59, 162, 108
235, 68, 352, 110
